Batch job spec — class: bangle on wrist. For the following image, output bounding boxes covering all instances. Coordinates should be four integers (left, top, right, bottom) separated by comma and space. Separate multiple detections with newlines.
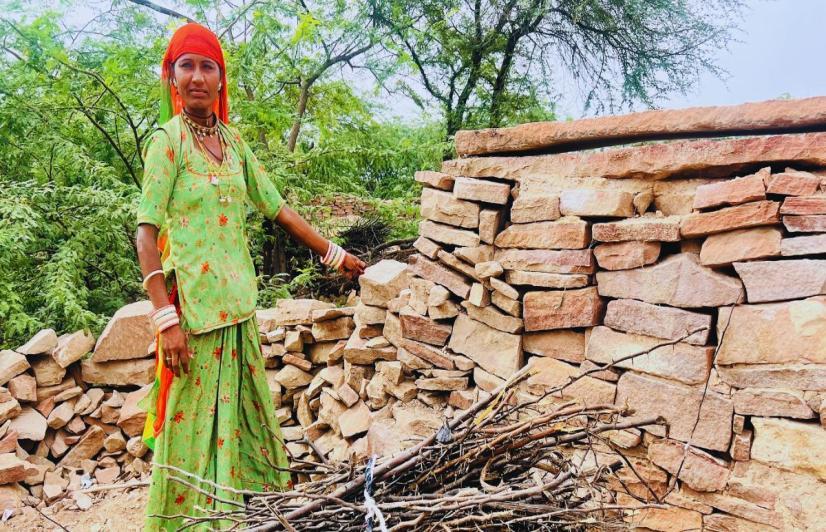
142, 269, 164, 290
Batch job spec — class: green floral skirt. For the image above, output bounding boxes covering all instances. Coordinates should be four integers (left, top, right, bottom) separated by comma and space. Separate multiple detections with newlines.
142, 317, 291, 531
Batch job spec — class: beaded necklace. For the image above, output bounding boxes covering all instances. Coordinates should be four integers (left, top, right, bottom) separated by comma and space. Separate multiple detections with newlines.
184, 115, 233, 204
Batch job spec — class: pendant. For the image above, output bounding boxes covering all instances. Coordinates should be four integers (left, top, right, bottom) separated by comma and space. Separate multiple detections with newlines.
210, 175, 219, 185
219, 195, 231, 204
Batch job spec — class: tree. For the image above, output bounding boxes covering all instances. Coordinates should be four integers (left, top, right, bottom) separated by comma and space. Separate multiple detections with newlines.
381, 0, 743, 138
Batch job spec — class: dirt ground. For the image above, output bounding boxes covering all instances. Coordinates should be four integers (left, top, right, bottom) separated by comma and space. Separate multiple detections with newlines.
3, 486, 148, 532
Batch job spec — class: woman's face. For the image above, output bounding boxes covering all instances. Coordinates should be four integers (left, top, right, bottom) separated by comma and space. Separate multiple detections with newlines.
172, 53, 221, 114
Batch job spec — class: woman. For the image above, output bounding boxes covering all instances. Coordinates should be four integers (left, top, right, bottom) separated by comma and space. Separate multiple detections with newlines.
136, 23, 365, 530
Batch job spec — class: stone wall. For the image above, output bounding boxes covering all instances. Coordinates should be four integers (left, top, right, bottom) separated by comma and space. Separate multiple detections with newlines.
403, 97, 826, 530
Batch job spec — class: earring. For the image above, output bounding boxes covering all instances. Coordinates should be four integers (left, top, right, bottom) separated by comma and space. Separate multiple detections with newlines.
218, 83, 223, 91
172, 79, 178, 88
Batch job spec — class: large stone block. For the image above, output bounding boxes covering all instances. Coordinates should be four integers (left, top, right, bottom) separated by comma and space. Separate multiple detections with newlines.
717, 364, 826, 391
523, 330, 585, 363
780, 195, 826, 215
781, 234, 826, 256
478, 209, 502, 243
734, 259, 826, 303
699, 227, 782, 266
414, 170, 454, 190
692, 168, 767, 210
648, 438, 730, 492
615, 372, 733, 452
592, 216, 681, 242
766, 169, 821, 196
494, 248, 595, 274
399, 308, 452, 346
604, 299, 711, 345
594, 241, 660, 271
419, 188, 479, 228
272, 299, 334, 327
447, 314, 522, 379
92, 300, 154, 362
80, 358, 155, 387
0, 351, 29, 386
654, 178, 722, 215
732, 388, 815, 419
453, 177, 510, 205
523, 287, 603, 331
444, 131, 826, 181
680, 200, 780, 237
461, 301, 524, 334
597, 253, 742, 308
453, 97, 826, 156
52, 330, 95, 368
509, 194, 560, 223
751, 417, 826, 481
716, 297, 826, 365
586, 326, 712, 385
494, 217, 589, 249
419, 220, 480, 247
526, 358, 616, 406
559, 189, 634, 217
359, 260, 410, 308
783, 214, 826, 232
504, 270, 589, 289
16, 329, 58, 355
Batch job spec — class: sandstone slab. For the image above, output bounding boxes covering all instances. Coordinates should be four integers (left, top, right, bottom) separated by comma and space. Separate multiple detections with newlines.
478, 209, 502, 243
398, 339, 454, 370
592, 216, 681, 242
0, 398, 21, 424
53, 330, 95, 368
30, 355, 66, 386
453, 244, 494, 265
92, 300, 154, 362
527, 358, 616, 406
781, 234, 826, 256
419, 219, 480, 247
412, 236, 441, 259
604, 299, 711, 345
80, 358, 154, 386
692, 168, 767, 210
312, 316, 356, 341
615, 372, 733, 451
734, 259, 826, 302
648, 438, 730, 492
700, 227, 782, 266
420, 187, 479, 228
523, 287, 603, 331
414, 170, 454, 190
0, 351, 29, 386
359, 260, 410, 308
453, 97, 826, 156
586, 326, 712, 385
716, 297, 826, 365
444, 131, 826, 181
9, 407, 47, 441
343, 333, 396, 365
453, 177, 510, 205
447, 314, 522, 379
59, 426, 105, 467
510, 194, 560, 223
494, 248, 595, 274
8, 374, 36, 402
680, 200, 780, 237
767, 169, 820, 196
461, 301, 523, 334
523, 330, 585, 363
559, 189, 634, 217
504, 270, 588, 289
597, 253, 743, 308
399, 309, 452, 346
494, 217, 589, 249
594, 241, 660, 270
717, 364, 826, 391
751, 417, 826, 480
17, 329, 58, 355
783, 214, 826, 232
733, 388, 815, 419
654, 178, 722, 215
780, 195, 826, 215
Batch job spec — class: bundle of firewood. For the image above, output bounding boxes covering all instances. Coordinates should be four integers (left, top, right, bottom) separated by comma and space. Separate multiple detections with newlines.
158, 364, 662, 531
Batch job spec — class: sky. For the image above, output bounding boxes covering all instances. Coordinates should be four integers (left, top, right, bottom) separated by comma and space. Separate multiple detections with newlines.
552, 0, 826, 119
56, 0, 826, 121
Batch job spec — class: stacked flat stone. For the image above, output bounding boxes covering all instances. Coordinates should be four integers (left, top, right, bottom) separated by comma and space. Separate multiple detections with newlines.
419, 96, 826, 531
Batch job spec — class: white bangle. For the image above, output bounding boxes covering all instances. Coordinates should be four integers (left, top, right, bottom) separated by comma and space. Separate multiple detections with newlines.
142, 269, 164, 290
157, 315, 180, 332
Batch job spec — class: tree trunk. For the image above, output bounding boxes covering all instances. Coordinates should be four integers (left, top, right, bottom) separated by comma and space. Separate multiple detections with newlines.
287, 80, 311, 152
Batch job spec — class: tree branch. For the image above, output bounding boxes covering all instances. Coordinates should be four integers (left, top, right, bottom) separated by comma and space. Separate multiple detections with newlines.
125, 0, 197, 23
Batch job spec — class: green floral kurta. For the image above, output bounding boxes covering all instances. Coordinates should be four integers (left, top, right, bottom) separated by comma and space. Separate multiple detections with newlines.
138, 116, 291, 531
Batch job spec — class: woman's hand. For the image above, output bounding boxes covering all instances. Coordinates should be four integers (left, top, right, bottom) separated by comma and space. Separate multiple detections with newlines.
161, 324, 191, 377
339, 252, 366, 281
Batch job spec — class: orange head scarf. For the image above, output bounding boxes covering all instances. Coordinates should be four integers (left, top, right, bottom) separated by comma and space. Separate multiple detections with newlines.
160, 23, 229, 124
